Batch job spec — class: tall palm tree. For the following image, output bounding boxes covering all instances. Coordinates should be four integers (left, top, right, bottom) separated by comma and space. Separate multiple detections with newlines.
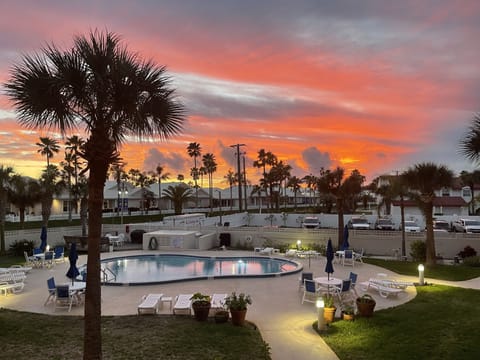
187, 142, 202, 206
287, 176, 303, 210
39, 165, 64, 227
202, 153, 217, 213
253, 149, 277, 208
65, 135, 85, 214
402, 162, 454, 265
317, 167, 365, 249
460, 113, 480, 163
302, 174, 318, 205
4, 29, 186, 359
128, 168, 155, 214
162, 184, 194, 214
0, 166, 14, 255
151, 165, 170, 216
36, 136, 60, 167
60, 152, 75, 221
223, 169, 236, 210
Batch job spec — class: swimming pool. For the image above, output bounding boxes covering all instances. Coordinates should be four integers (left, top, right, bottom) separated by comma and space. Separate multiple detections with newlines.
99, 254, 302, 285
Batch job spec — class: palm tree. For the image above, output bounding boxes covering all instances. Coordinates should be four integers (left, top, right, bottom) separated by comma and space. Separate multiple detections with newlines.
317, 167, 365, 249
4, 29, 186, 359
0, 166, 14, 255
39, 165, 64, 227
8, 175, 41, 227
36, 136, 60, 167
187, 142, 202, 206
202, 153, 217, 213
162, 184, 194, 214
65, 135, 85, 214
128, 169, 155, 214
302, 174, 317, 205
287, 176, 303, 210
223, 169, 237, 210
402, 162, 454, 265
460, 113, 480, 162
151, 165, 170, 216
459, 170, 480, 215
60, 152, 75, 221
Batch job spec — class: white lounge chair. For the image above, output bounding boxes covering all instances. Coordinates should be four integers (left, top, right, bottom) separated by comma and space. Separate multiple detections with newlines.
0, 281, 25, 296
173, 294, 193, 315
360, 278, 410, 298
209, 293, 228, 316
259, 247, 274, 255
137, 293, 163, 315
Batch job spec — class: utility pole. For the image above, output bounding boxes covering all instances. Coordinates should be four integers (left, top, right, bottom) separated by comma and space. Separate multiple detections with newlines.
230, 143, 246, 212
242, 152, 247, 211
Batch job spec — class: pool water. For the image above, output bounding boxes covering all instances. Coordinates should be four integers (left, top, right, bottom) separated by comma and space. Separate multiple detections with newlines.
100, 254, 301, 285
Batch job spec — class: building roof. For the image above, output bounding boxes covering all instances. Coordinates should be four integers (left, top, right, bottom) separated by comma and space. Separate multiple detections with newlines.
392, 196, 468, 207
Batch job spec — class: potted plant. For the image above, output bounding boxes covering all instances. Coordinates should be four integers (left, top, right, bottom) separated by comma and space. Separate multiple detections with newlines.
356, 294, 376, 317
225, 292, 252, 326
323, 294, 336, 324
341, 304, 355, 321
190, 293, 211, 321
214, 307, 230, 324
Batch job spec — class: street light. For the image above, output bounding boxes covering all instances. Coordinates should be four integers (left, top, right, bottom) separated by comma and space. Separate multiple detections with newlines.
418, 264, 425, 285
216, 190, 223, 226
316, 298, 326, 331
118, 182, 128, 225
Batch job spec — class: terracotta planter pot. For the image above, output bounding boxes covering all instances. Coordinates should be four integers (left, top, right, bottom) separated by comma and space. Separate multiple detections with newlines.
230, 309, 247, 326
356, 298, 376, 317
342, 312, 355, 321
192, 302, 211, 321
324, 307, 336, 324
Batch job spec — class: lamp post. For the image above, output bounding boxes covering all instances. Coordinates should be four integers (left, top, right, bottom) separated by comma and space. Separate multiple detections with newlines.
119, 182, 128, 225
296, 239, 301, 250
216, 190, 222, 226
418, 264, 425, 285
316, 298, 326, 331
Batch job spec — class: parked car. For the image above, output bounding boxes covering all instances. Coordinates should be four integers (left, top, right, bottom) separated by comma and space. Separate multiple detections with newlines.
451, 219, 480, 233
347, 217, 370, 230
374, 218, 395, 230
302, 217, 320, 229
399, 220, 421, 232
432, 219, 450, 232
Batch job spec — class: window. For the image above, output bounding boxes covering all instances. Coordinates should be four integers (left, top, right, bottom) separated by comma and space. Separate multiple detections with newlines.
62, 201, 71, 213
462, 187, 471, 197
441, 188, 450, 196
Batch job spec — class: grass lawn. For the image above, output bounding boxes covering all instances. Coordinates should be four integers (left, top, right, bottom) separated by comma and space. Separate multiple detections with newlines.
319, 285, 480, 360
0, 310, 271, 360
363, 258, 480, 281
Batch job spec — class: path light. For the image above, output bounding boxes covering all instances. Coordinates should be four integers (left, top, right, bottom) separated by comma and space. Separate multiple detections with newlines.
316, 298, 326, 331
418, 264, 425, 285
297, 240, 301, 250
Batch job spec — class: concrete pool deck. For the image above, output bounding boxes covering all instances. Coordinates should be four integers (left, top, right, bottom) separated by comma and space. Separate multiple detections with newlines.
4, 249, 478, 359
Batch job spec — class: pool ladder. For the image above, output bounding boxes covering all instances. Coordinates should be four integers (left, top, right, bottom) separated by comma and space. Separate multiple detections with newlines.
101, 266, 116, 283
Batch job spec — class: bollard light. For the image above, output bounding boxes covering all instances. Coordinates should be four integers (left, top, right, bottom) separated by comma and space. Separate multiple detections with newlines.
418, 264, 425, 286
297, 239, 301, 250
46, 245, 50, 252
316, 298, 326, 331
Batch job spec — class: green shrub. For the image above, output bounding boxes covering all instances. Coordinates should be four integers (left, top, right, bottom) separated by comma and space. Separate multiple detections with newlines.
462, 256, 480, 267
410, 240, 426, 262
9, 240, 35, 257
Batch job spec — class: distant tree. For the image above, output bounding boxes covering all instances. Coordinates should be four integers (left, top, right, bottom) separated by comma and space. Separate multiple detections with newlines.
187, 142, 202, 206
0, 166, 14, 255
162, 184, 194, 214
459, 170, 480, 215
302, 174, 318, 205
460, 113, 480, 163
8, 175, 41, 227
36, 136, 60, 167
128, 169, 155, 214
317, 167, 365, 249
202, 153, 217, 213
65, 135, 85, 215
402, 162, 454, 265
4, 30, 186, 359
287, 176, 303, 210
223, 169, 237, 210
150, 165, 170, 216
39, 165, 64, 227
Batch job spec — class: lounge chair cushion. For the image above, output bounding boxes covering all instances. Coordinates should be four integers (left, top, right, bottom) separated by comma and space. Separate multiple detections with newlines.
138, 293, 163, 315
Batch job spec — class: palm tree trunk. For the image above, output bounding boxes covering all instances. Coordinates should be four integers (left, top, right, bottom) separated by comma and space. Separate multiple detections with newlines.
83, 163, 107, 359
424, 201, 436, 265
337, 197, 345, 249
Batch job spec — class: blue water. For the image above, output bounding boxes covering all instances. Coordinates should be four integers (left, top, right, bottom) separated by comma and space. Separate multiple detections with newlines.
100, 254, 300, 285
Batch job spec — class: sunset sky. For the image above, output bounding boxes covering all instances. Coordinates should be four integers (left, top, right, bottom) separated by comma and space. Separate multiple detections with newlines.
1, 0, 479, 187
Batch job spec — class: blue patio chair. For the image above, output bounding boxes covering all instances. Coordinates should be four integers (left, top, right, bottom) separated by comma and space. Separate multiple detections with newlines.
44, 277, 56, 306
298, 271, 313, 291
342, 250, 355, 267
349, 272, 359, 297
54, 285, 75, 312
43, 251, 54, 268
302, 279, 318, 304
53, 246, 65, 264
334, 279, 355, 304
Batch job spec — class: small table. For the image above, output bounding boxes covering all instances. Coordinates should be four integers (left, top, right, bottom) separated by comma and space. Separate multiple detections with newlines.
314, 277, 342, 291
67, 281, 86, 303
160, 296, 173, 311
